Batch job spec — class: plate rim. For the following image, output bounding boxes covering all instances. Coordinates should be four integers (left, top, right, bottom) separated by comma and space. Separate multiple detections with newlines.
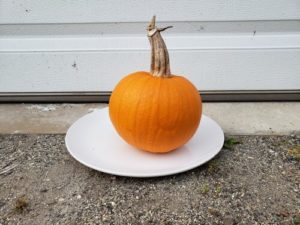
65, 107, 224, 178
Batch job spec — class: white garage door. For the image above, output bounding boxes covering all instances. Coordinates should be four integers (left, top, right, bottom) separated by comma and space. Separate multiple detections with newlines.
0, 0, 300, 101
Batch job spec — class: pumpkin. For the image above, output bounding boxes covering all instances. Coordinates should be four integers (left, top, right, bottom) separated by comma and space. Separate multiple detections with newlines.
109, 16, 202, 153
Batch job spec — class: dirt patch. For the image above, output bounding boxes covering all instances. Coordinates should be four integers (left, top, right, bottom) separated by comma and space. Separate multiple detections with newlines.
0, 135, 299, 224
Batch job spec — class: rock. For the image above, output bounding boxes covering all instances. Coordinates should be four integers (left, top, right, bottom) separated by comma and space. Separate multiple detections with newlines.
223, 216, 235, 225
40, 188, 48, 193
0, 201, 5, 208
208, 208, 221, 217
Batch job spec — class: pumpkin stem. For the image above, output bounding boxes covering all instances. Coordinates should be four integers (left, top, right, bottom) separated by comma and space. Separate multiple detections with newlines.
147, 16, 172, 77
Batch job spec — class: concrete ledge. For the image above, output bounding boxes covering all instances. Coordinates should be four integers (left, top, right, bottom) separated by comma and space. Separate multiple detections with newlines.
0, 103, 299, 135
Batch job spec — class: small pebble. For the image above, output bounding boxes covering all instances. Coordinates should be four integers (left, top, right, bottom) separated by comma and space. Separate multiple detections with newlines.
223, 216, 235, 225
40, 188, 48, 193
110, 202, 116, 206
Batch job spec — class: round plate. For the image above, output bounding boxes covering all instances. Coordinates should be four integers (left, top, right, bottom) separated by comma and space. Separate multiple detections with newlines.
65, 108, 224, 177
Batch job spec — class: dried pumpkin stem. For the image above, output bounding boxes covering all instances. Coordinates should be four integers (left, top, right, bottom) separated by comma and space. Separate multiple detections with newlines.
147, 16, 172, 77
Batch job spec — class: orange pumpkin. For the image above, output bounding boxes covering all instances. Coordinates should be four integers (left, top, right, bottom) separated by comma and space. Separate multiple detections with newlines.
109, 16, 202, 153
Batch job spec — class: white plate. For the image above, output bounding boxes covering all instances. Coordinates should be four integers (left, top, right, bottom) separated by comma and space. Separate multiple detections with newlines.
65, 107, 224, 178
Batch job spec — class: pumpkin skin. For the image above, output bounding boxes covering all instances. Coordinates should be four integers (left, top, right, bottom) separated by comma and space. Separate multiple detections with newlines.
109, 71, 202, 153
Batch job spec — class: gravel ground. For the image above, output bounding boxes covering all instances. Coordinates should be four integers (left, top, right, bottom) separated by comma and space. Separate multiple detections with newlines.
0, 134, 299, 225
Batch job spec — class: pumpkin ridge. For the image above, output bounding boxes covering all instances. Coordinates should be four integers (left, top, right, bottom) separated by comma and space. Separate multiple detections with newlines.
148, 78, 162, 151
114, 74, 138, 133
175, 76, 202, 141
123, 74, 151, 145
151, 78, 181, 152
111, 73, 147, 138
140, 77, 160, 150
171, 77, 200, 144
132, 75, 153, 147
168, 77, 187, 150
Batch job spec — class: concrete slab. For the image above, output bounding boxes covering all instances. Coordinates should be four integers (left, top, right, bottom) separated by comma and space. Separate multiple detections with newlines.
204, 102, 300, 135
0, 103, 299, 135
0, 104, 106, 134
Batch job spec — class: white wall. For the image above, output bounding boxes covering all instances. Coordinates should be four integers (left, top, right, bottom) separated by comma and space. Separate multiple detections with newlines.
1, 0, 300, 93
